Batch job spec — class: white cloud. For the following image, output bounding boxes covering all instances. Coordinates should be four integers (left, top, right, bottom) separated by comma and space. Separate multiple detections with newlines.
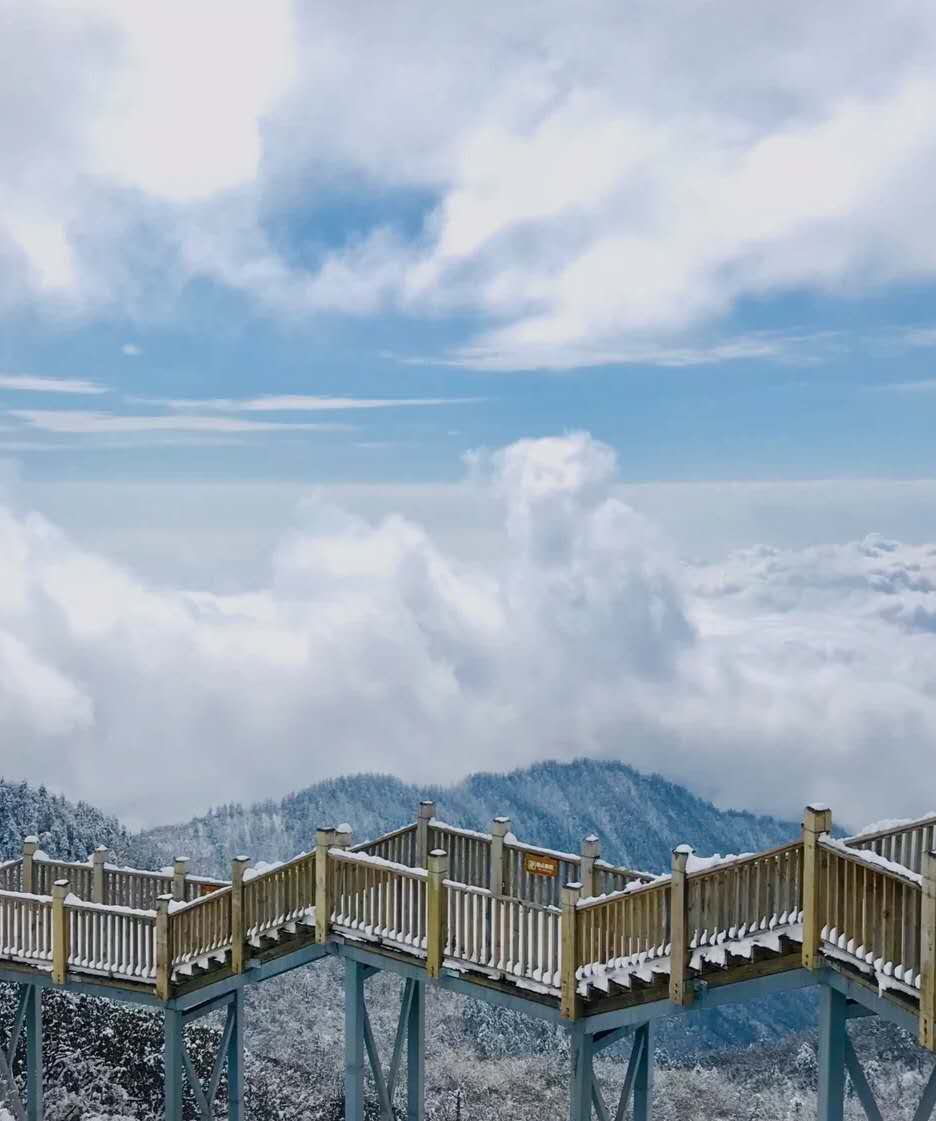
121, 343, 141, 357
0, 374, 106, 394
1, 433, 935, 829
8, 410, 352, 435
5, 2, 936, 363
130, 394, 485, 412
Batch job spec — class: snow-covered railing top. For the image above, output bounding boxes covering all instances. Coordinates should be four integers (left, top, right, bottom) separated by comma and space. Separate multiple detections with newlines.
844, 813, 936, 877
3, 798, 936, 1046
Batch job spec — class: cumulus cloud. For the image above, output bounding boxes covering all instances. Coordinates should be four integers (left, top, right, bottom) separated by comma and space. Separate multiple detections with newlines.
0, 432, 934, 830
5, 2, 936, 363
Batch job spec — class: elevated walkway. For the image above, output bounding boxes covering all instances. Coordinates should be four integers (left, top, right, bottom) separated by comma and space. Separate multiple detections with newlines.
1, 801, 935, 1120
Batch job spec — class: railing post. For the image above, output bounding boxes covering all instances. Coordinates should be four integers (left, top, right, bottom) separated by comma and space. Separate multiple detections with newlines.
22, 836, 38, 895
155, 894, 172, 1001
803, 803, 833, 971
416, 801, 435, 868
92, 846, 107, 904
315, 827, 336, 944
920, 850, 936, 1050
560, 882, 582, 1020
427, 849, 448, 978
172, 856, 188, 903
490, 817, 511, 897
51, 880, 68, 984
580, 834, 600, 899
669, 845, 693, 1006
231, 855, 249, 974
335, 824, 353, 851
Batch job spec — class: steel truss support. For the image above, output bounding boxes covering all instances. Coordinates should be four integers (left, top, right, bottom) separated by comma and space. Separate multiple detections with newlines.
570, 1021, 654, 1121
164, 989, 244, 1121
0, 985, 42, 1121
344, 959, 426, 1121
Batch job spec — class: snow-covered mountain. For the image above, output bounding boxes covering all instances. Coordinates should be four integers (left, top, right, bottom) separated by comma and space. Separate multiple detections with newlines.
130, 757, 801, 877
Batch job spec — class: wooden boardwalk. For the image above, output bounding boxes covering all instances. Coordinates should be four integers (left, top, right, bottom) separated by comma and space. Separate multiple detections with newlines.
2, 800, 936, 1120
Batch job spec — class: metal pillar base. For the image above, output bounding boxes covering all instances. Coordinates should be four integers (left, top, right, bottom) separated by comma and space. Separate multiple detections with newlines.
571, 1020, 654, 1121
165, 989, 244, 1120
344, 960, 426, 1121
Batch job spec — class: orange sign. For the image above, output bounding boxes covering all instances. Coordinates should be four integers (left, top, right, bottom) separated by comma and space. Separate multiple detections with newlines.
524, 852, 559, 878
200, 883, 217, 897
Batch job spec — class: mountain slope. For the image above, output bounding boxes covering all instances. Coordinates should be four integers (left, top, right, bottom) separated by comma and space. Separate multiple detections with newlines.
0, 778, 129, 862
131, 757, 800, 877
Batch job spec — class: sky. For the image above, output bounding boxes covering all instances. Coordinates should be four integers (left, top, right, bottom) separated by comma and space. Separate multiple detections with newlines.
2, 1, 936, 830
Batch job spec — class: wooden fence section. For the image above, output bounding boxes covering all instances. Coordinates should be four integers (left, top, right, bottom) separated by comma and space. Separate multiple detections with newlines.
429, 823, 490, 890
445, 880, 562, 989
0, 889, 53, 966
0, 859, 22, 894
330, 850, 428, 951
65, 899, 157, 981
686, 842, 803, 950
243, 852, 316, 941
33, 858, 94, 901
846, 816, 936, 877
817, 839, 922, 989
575, 879, 671, 981
169, 888, 233, 973
351, 823, 418, 868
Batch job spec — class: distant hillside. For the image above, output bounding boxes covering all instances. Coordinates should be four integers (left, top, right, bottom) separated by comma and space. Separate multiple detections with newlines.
131, 757, 800, 878
0, 778, 130, 862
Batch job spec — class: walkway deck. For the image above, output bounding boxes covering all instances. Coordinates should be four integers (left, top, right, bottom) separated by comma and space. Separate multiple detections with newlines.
1, 800, 936, 1120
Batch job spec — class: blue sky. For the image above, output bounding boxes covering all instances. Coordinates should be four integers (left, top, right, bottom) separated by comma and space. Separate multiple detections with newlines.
3, 1, 936, 491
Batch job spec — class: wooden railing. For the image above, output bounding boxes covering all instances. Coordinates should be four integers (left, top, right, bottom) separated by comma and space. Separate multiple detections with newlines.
351, 823, 418, 867
330, 850, 428, 951
846, 816, 936, 877
575, 880, 671, 980
0, 859, 22, 894
429, 823, 491, 890
34, 858, 94, 901
0, 889, 53, 966
817, 839, 922, 989
243, 852, 315, 941
445, 881, 562, 989
65, 898, 157, 981
686, 842, 803, 951
169, 888, 233, 972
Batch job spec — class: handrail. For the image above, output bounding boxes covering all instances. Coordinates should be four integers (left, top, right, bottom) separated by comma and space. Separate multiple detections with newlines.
169, 886, 233, 971
64, 896, 157, 980
844, 816, 936, 877
243, 851, 315, 940
817, 837, 922, 989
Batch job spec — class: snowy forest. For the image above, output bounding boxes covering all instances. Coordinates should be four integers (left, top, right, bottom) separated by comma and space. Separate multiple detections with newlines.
1, 766, 933, 1119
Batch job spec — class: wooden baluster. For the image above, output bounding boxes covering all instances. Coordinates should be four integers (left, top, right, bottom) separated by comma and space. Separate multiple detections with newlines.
670, 846, 693, 1006
416, 802, 435, 869
427, 849, 448, 978
802, 804, 832, 970
230, 855, 249, 973
560, 882, 581, 1020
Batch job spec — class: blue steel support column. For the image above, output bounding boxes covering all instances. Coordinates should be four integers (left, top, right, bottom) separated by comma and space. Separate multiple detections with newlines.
633, 1021, 655, 1121
568, 1023, 594, 1121
25, 986, 42, 1121
227, 990, 244, 1121
345, 959, 365, 1121
164, 1007, 184, 1121
817, 986, 847, 1121
407, 979, 425, 1121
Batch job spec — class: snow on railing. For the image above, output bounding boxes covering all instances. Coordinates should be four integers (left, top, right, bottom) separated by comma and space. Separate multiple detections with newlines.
243, 850, 315, 941
817, 837, 922, 991
64, 895, 158, 981
845, 814, 936, 877
0, 858, 23, 895
330, 848, 428, 951
0, 888, 53, 966
169, 886, 233, 972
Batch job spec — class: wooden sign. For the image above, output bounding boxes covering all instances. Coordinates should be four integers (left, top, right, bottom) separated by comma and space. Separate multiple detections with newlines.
200, 883, 218, 897
524, 852, 559, 878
